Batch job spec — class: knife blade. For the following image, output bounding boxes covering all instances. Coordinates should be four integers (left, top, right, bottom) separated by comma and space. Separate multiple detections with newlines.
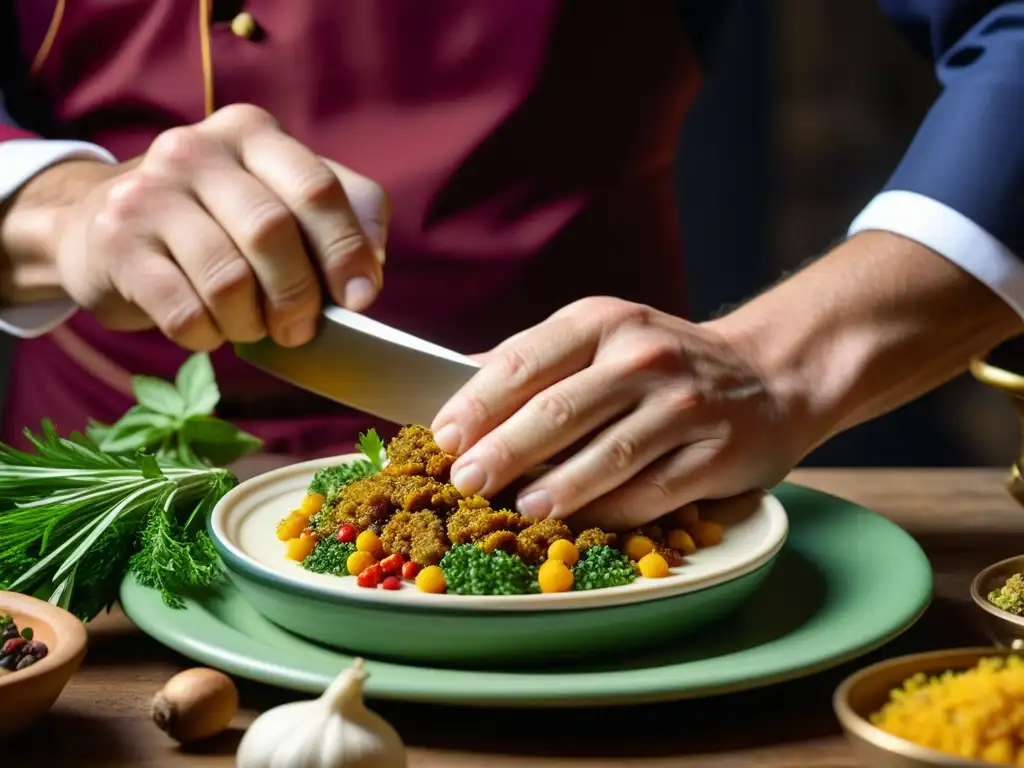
234, 306, 481, 426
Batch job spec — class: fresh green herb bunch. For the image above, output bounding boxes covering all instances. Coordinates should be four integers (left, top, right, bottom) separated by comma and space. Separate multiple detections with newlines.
86, 353, 262, 467
439, 544, 539, 595
0, 421, 235, 620
572, 546, 636, 591
301, 538, 356, 577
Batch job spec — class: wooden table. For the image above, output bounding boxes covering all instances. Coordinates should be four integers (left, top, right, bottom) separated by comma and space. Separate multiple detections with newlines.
9, 468, 1022, 767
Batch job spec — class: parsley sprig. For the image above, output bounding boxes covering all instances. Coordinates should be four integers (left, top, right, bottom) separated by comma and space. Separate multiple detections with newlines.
0, 353, 262, 621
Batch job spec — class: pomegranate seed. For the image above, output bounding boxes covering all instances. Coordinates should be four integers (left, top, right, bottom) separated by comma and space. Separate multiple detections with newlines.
357, 563, 383, 588
380, 553, 404, 575
2, 637, 25, 655
380, 575, 402, 591
401, 561, 421, 580
336, 524, 358, 543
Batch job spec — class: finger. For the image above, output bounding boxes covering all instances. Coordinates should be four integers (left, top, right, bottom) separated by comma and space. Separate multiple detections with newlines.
156, 196, 266, 343
448, 362, 641, 499
321, 158, 392, 264
567, 439, 725, 532
145, 125, 321, 347
512, 389, 703, 521
238, 131, 382, 311
430, 312, 605, 455
109, 245, 223, 352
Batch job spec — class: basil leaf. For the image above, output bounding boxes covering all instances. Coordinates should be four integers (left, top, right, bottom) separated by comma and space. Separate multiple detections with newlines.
175, 353, 220, 417
132, 376, 187, 417
182, 416, 262, 466
98, 412, 176, 454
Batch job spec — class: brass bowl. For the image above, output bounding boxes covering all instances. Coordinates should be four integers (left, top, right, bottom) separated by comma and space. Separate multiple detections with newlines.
834, 647, 1013, 767
970, 554, 1024, 649
969, 355, 1024, 506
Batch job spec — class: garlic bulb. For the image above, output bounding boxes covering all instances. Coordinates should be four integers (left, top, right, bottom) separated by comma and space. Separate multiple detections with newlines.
236, 658, 406, 768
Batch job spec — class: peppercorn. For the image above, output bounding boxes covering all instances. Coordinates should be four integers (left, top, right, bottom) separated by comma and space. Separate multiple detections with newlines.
401, 560, 421, 580
380, 575, 402, 591
336, 524, 358, 543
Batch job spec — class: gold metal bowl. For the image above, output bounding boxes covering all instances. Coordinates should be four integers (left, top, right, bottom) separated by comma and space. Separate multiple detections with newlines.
970, 554, 1024, 649
970, 355, 1024, 506
834, 647, 1014, 767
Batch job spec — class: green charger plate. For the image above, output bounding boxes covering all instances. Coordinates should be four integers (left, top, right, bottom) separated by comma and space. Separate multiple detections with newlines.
119, 483, 932, 707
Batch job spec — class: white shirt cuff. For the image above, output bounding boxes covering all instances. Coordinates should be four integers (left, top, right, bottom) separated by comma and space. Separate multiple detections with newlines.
849, 190, 1024, 323
0, 139, 116, 338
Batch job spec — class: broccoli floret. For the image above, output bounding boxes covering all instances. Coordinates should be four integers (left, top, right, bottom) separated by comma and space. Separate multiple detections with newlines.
301, 537, 356, 577
572, 545, 636, 591
989, 573, 1024, 615
439, 544, 539, 595
308, 460, 377, 498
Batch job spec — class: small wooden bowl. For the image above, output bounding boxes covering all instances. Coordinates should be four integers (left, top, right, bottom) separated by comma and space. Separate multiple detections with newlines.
0, 591, 88, 741
970, 554, 1024, 649
834, 647, 1011, 767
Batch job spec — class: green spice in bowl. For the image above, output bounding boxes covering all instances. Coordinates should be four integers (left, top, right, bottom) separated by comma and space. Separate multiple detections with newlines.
971, 555, 1024, 649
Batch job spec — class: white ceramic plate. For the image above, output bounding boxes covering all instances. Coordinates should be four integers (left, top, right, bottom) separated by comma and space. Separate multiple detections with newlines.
211, 454, 789, 613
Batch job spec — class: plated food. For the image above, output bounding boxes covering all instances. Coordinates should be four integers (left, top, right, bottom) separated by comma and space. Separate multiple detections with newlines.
276, 426, 723, 596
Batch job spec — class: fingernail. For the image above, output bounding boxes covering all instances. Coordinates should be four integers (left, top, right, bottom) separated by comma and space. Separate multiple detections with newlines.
517, 489, 552, 520
433, 423, 460, 454
282, 318, 316, 347
343, 276, 378, 312
451, 462, 486, 495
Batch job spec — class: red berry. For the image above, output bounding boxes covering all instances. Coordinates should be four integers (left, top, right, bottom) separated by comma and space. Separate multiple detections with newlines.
401, 561, 421, 580
2, 637, 25, 655
357, 563, 383, 588
380, 575, 402, 591
380, 553, 404, 575
336, 524, 358, 543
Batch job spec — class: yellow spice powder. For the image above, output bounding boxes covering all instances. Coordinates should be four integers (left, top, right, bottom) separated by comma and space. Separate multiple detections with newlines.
871, 656, 1024, 765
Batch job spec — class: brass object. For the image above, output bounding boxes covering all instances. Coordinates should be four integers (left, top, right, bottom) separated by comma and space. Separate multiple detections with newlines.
969, 354, 1024, 506
970, 554, 1024, 648
834, 647, 1014, 767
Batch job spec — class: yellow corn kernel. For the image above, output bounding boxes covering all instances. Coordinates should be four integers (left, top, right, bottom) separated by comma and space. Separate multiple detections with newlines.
346, 550, 377, 576
277, 512, 310, 542
300, 493, 326, 516
547, 539, 579, 567
637, 552, 669, 578
356, 529, 384, 557
416, 565, 447, 594
688, 520, 724, 548
538, 559, 574, 593
285, 533, 317, 561
622, 534, 655, 562
666, 528, 697, 555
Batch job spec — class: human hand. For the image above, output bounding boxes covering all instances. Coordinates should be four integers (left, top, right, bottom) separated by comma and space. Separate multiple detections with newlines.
20, 104, 390, 351
430, 297, 816, 531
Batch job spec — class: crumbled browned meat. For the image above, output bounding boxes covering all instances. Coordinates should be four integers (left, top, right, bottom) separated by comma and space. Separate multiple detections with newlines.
654, 543, 684, 567
575, 528, 618, 552
381, 510, 449, 566
516, 519, 573, 564
479, 530, 519, 555
329, 473, 459, 530
446, 498, 530, 545
383, 425, 454, 479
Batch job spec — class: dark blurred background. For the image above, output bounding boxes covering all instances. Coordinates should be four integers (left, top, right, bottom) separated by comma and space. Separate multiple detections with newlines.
0, 1, 1017, 468
677, 0, 1019, 468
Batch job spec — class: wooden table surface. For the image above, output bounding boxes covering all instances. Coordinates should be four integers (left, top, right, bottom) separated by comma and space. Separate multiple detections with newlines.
9, 467, 1023, 767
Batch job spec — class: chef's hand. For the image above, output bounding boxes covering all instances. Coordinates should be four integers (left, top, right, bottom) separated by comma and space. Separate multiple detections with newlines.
8, 104, 390, 351
430, 297, 815, 531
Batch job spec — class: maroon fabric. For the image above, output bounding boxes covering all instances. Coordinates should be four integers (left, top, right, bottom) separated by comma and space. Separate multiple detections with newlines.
4, 0, 700, 456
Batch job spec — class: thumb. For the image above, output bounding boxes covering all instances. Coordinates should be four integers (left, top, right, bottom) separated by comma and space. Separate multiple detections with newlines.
320, 157, 391, 265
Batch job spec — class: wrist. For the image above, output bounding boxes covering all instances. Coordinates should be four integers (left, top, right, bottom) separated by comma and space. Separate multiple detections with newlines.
0, 159, 119, 303
706, 231, 1023, 453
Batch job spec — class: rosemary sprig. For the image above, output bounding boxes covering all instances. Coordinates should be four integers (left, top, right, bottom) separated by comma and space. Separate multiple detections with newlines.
0, 421, 235, 620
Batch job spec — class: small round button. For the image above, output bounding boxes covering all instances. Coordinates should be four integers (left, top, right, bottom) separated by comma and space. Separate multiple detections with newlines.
231, 11, 257, 39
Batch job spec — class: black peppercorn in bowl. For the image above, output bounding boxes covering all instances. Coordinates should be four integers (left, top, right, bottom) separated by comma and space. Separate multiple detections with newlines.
0, 591, 88, 740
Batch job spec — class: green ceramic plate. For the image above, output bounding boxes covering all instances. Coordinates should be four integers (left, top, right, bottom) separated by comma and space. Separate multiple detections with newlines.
119, 483, 932, 707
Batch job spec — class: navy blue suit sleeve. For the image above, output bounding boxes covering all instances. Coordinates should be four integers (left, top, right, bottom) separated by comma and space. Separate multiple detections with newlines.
878, 1, 1024, 255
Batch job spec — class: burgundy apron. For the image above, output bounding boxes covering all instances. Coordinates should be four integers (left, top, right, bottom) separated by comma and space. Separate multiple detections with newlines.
4, 0, 699, 456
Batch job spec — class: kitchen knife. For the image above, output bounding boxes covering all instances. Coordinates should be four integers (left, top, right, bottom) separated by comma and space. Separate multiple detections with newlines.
234, 306, 481, 426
